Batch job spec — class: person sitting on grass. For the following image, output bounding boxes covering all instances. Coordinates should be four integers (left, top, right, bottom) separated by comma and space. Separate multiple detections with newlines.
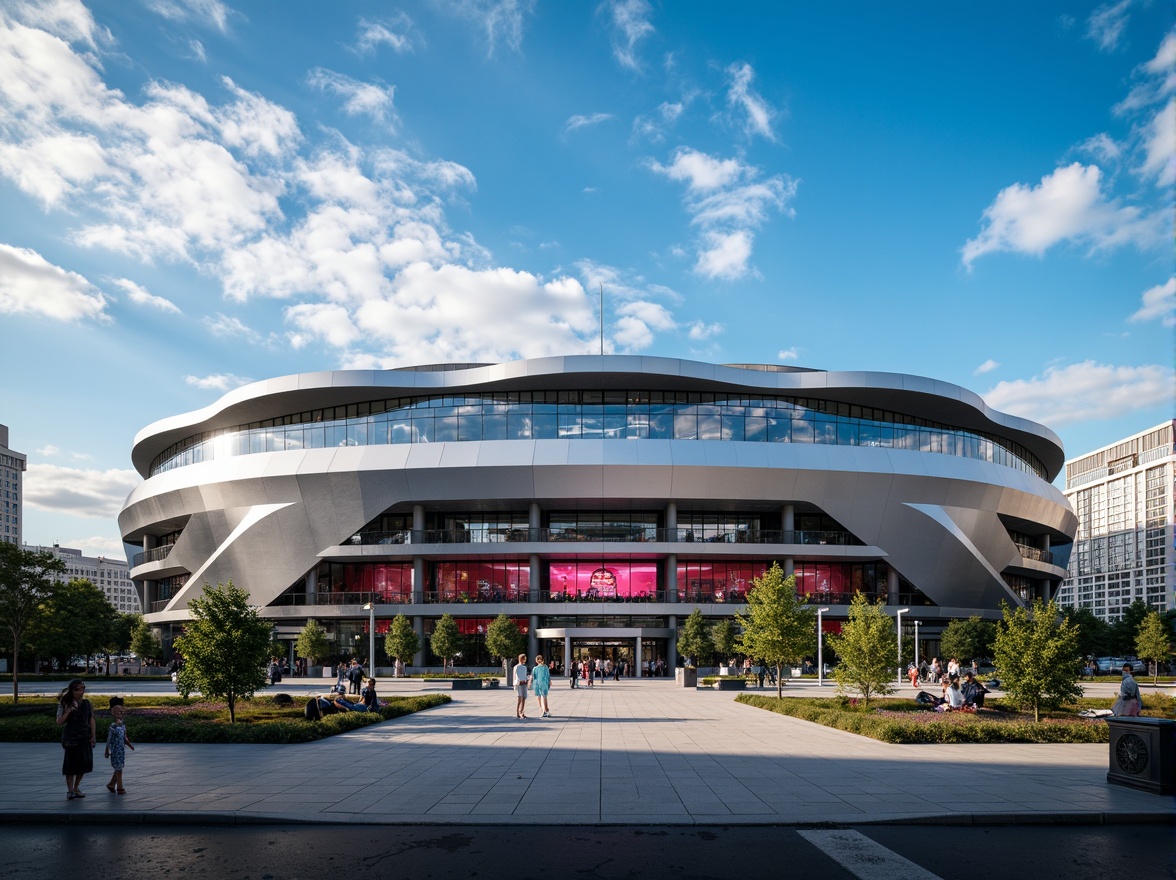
961, 672, 989, 709
935, 678, 965, 712
333, 677, 379, 712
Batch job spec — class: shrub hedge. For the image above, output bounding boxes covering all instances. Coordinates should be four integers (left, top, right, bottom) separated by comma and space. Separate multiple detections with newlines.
734, 694, 1172, 744
0, 694, 451, 744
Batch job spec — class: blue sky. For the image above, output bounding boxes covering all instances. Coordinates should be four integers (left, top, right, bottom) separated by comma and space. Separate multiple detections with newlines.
1, 0, 1172, 561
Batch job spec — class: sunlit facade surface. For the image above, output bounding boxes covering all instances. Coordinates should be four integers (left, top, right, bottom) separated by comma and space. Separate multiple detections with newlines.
120, 356, 1075, 671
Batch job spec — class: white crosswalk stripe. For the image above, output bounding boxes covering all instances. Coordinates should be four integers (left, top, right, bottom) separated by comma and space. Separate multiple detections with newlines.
797, 829, 945, 880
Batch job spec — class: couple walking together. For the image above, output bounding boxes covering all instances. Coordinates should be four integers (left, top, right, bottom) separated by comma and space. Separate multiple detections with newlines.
513, 654, 551, 719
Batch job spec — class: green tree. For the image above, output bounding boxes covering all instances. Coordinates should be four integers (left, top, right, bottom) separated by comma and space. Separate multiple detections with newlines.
105, 612, 140, 674
0, 543, 65, 701
173, 581, 272, 723
1110, 599, 1151, 655
130, 619, 162, 672
1135, 611, 1171, 685
294, 619, 330, 667
676, 608, 714, 668
735, 564, 816, 698
28, 578, 116, 671
992, 598, 1082, 722
1064, 606, 1114, 660
938, 616, 996, 664
430, 613, 463, 671
384, 614, 419, 668
826, 592, 896, 705
485, 613, 527, 680
711, 618, 738, 664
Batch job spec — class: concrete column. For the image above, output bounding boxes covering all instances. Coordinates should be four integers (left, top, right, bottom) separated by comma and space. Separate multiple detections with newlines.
529, 554, 541, 602
413, 504, 425, 541
412, 557, 425, 603
783, 503, 795, 534
887, 566, 899, 605
665, 501, 677, 540
665, 554, 678, 603
784, 557, 795, 578
667, 615, 678, 671
412, 616, 425, 668
635, 636, 643, 677
528, 615, 539, 662
529, 502, 541, 538
564, 634, 572, 673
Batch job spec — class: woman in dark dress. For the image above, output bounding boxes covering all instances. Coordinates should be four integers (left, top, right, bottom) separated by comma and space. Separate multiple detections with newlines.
56, 679, 96, 799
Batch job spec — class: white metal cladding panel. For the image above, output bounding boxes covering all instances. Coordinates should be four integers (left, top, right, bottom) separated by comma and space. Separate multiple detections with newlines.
475, 440, 539, 468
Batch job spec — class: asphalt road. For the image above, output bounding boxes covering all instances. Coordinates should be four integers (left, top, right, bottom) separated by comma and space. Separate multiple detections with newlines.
1, 824, 1171, 880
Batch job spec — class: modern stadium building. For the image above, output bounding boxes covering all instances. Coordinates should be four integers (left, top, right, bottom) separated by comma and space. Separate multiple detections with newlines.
119, 356, 1076, 673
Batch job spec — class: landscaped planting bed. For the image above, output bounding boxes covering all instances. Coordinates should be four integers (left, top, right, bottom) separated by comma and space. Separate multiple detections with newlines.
0, 693, 451, 744
735, 693, 1174, 744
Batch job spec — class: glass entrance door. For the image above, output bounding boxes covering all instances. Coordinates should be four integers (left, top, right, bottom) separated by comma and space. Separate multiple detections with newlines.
571, 639, 635, 676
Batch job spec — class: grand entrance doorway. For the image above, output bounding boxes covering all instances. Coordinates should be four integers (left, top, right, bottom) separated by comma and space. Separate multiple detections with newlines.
534, 626, 674, 677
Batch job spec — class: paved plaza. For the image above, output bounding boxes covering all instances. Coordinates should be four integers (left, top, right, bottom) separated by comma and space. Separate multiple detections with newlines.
2, 678, 1172, 826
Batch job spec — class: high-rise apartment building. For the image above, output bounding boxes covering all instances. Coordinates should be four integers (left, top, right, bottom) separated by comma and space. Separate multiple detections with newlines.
1058, 420, 1175, 621
0, 424, 25, 547
27, 543, 142, 615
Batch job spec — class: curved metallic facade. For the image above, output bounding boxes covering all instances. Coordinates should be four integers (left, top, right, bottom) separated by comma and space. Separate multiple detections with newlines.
119, 356, 1076, 668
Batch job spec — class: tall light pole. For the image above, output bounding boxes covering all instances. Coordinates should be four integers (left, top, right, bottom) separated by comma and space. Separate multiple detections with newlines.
913, 619, 920, 679
896, 608, 910, 683
363, 601, 376, 678
817, 607, 830, 687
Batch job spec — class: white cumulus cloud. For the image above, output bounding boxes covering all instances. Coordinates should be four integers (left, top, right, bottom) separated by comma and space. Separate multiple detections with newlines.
1128, 276, 1176, 327
308, 69, 397, 126
111, 277, 181, 314
184, 373, 252, 391
24, 462, 142, 519
974, 359, 1001, 375
0, 244, 108, 321
983, 361, 1175, 428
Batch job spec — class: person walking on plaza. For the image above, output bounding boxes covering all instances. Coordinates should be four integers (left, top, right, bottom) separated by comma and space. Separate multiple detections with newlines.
568, 659, 579, 688
104, 699, 134, 794
513, 653, 530, 718
56, 679, 95, 799
531, 655, 551, 717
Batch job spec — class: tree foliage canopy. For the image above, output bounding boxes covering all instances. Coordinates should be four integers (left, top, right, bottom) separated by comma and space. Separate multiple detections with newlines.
174, 581, 272, 723
130, 619, 162, 670
294, 619, 330, 665
1063, 606, 1113, 659
1111, 599, 1153, 655
0, 542, 65, 701
735, 564, 815, 698
28, 578, 116, 669
384, 614, 420, 664
677, 608, 714, 667
711, 618, 738, 662
826, 592, 897, 705
429, 613, 463, 670
992, 598, 1082, 722
938, 616, 996, 664
1135, 611, 1171, 685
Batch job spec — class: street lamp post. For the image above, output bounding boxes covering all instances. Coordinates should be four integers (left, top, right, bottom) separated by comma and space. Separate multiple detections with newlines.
896, 607, 910, 683
817, 607, 830, 687
913, 619, 920, 679
363, 601, 376, 677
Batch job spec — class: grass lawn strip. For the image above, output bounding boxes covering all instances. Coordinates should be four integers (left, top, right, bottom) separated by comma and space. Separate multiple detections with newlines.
735, 694, 1174, 744
0, 693, 451, 744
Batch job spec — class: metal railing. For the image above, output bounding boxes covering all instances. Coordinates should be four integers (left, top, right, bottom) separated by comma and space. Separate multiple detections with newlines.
1014, 543, 1055, 565
132, 545, 173, 567
344, 528, 862, 547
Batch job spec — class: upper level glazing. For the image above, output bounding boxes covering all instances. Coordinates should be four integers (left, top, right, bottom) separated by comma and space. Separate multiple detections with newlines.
149, 390, 1048, 479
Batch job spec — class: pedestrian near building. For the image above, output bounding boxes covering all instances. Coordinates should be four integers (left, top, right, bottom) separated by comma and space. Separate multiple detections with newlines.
56, 680, 95, 799
513, 654, 530, 718
531, 655, 551, 717
104, 699, 134, 794
568, 659, 579, 688
1113, 663, 1143, 716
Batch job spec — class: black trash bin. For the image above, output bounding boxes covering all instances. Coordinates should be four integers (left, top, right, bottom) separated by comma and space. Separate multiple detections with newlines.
1106, 716, 1175, 795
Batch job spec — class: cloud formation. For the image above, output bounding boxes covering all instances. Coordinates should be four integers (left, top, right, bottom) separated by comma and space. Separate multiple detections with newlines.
308, 69, 397, 126
983, 361, 1174, 428
25, 462, 141, 519
1128, 276, 1175, 327
565, 113, 613, 133
1086, 1, 1132, 52
973, 359, 1000, 376
355, 16, 415, 55
726, 62, 776, 141
0, 244, 108, 321
111, 278, 182, 314
650, 147, 797, 279
185, 373, 253, 391
604, 0, 654, 71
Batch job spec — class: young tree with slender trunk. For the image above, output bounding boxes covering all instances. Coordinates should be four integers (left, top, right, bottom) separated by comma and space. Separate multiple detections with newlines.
384, 614, 420, 670
173, 581, 272, 723
430, 613, 463, 672
1135, 611, 1171, 685
677, 608, 714, 668
0, 543, 65, 701
992, 598, 1081, 723
827, 592, 897, 706
295, 619, 330, 669
485, 614, 527, 682
735, 564, 815, 698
